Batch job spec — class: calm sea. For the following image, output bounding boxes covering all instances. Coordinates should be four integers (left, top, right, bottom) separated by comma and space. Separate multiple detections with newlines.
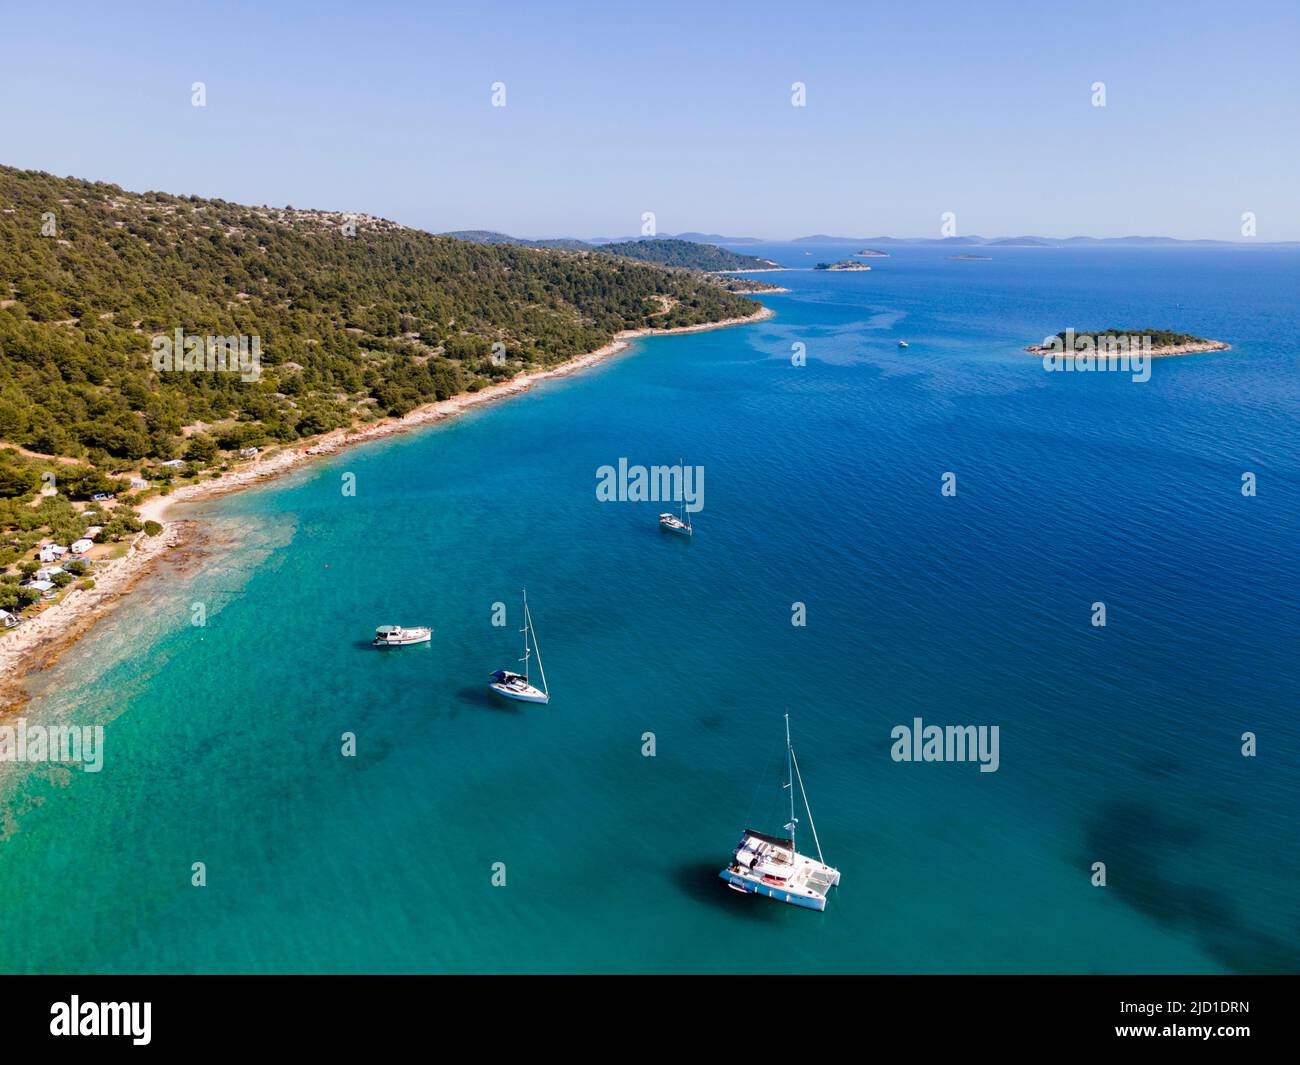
2, 244, 1297, 973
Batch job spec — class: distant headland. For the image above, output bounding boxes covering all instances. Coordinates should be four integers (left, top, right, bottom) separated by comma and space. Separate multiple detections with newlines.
787, 234, 1299, 248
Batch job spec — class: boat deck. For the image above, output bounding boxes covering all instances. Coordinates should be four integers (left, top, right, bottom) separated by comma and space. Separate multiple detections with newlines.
375, 629, 430, 645
721, 833, 841, 910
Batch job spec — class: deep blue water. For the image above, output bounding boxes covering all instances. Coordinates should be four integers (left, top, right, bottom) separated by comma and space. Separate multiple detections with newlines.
2, 244, 1297, 973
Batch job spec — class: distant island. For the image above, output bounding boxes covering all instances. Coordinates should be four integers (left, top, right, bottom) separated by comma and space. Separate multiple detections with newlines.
948, 254, 991, 261
447, 230, 1300, 252
477, 232, 1300, 249
582, 231, 766, 246
440, 229, 591, 251
1026, 329, 1230, 358
668, 232, 765, 246
814, 261, 872, 272
854, 249, 890, 258
789, 234, 1299, 247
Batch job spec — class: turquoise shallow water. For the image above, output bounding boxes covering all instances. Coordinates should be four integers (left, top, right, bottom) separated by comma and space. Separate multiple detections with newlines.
2, 245, 1297, 973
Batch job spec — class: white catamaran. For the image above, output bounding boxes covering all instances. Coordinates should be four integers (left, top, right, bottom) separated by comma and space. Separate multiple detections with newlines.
720, 715, 841, 911
488, 590, 550, 704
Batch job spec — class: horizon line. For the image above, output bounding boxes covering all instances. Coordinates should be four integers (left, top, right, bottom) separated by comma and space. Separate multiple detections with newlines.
5, 163, 1296, 248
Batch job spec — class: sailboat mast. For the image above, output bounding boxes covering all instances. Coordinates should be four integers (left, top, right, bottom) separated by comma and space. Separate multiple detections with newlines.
679, 457, 686, 526
521, 589, 531, 682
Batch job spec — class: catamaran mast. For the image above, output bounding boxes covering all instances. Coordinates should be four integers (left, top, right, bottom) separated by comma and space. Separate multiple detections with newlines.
784, 713, 797, 855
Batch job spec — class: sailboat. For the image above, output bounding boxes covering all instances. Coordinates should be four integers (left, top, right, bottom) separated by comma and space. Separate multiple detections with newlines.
488, 589, 550, 704
658, 458, 694, 536
719, 715, 841, 911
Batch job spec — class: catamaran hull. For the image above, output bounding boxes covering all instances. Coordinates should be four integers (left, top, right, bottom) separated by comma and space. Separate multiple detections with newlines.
718, 870, 828, 911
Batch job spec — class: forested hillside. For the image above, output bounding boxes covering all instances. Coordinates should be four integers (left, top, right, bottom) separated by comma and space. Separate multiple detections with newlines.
0, 165, 759, 466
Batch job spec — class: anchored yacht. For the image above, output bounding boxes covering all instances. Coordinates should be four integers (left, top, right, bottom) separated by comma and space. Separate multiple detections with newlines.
658, 510, 692, 536
489, 590, 550, 704
719, 715, 841, 911
659, 459, 694, 536
373, 625, 432, 647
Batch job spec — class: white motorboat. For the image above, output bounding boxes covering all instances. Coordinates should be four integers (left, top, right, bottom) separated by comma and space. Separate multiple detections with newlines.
373, 625, 432, 647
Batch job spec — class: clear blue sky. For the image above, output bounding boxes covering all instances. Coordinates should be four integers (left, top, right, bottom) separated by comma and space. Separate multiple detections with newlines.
2, 1, 1297, 239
